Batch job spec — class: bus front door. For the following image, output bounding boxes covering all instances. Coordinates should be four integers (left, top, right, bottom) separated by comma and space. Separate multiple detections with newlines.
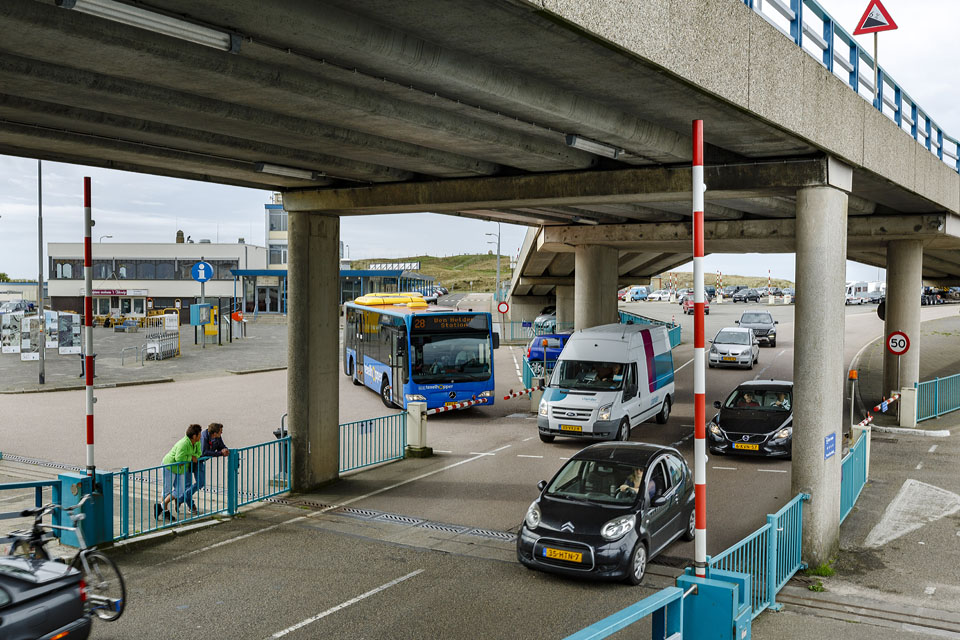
345, 310, 360, 377
390, 328, 407, 405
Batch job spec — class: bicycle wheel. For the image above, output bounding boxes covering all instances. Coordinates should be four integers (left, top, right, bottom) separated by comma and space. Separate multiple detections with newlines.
72, 550, 126, 621
9, 539, 50, 561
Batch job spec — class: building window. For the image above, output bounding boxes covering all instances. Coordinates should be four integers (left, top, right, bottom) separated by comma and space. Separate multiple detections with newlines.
95, 298, 110, 315
116, 262, 131, 279
269, 211, 288, 232
214, 259, 239, 280
137, 260, 155, 279
269, 244, 287, 265
133, 298, 145, 315
51, 259, 83, 279
156, 260, 175, 280
175, 260, 193, 280
121, 298, 132, 314
93, 260, 112, 280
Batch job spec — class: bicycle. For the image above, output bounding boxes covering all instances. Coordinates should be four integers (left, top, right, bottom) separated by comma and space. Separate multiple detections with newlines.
3, 494, 126, 621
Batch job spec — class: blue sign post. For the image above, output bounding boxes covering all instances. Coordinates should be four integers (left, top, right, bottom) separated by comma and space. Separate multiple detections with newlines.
192, 261, 213, 348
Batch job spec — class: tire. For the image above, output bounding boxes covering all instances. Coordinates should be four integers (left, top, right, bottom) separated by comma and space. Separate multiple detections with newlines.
348, 359, 362, 386
708, 363, 715, 369
73, 550, 126, 621
705, 310, 710, 315
747, 358, 754, 370
615, 418, 630, 442
625, 541, 648, 585
770, 340, 776, 348
682, 509, 696, 541
379, 377, 393, 408
538, 433, 555, 443
655, 397, 671, 424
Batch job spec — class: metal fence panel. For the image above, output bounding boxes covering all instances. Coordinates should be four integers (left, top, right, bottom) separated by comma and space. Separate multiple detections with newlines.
236, 437, 290, 508
500, 321, 575, 344
617, 311, 682, 348
917, 374, 960, 422
339, 413, 406, 473
840, 431, 868, 523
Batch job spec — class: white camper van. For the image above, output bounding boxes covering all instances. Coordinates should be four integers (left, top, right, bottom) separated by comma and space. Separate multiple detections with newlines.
537, 324, 675, 443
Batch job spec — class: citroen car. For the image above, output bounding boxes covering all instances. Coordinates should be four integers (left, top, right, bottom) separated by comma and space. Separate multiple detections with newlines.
517, 442, 694, 584
707, 381, 793, 458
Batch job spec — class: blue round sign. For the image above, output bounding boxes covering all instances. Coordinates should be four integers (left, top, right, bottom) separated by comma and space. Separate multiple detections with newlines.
191, 261, 214, 283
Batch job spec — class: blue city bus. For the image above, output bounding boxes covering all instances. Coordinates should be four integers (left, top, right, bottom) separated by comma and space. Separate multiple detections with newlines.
343, 295, 498, 410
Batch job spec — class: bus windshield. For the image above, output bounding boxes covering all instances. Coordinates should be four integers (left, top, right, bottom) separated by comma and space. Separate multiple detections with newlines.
411, 331, 492, 383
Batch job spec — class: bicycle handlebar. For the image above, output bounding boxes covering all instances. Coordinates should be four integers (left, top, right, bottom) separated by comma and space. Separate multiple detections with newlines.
19, 494, 93, 520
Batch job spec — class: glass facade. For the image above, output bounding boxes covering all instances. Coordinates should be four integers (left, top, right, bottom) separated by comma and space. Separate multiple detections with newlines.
50, 257, 238, 280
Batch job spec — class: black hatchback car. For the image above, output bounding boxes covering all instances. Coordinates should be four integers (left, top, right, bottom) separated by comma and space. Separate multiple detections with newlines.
0, 556, 91, 640
517, 442, 694, 584
732, 288, 760, 303
708, 381, 793, 458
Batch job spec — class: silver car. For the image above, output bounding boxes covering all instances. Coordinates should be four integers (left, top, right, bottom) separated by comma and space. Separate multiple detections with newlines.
708, 327, 759, 370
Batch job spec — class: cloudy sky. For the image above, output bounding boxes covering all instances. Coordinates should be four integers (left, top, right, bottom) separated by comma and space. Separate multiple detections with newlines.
0, 0, 954, 284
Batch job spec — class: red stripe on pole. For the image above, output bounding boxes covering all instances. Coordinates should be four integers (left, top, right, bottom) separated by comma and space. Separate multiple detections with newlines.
84, 297, 92, 322
693, 211, 704, 257
692, 121, 703, 166
85, 357, 93, 386
83, 177, 91, 208
84, 236, 92, 266
86, 414, 94, 443
695, 484, 706, 527
694, 396, 705, 438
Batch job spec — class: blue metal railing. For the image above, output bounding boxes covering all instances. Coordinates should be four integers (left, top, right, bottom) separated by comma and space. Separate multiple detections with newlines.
743, 0, 959, 173
0, 479, 61, 509
840, 430, 868, 523
708, 492, 808, 619
617, 310, 682, 348
522, 357, 556, 389
500, 321, 575, 344
340, 413, 406, 474
565, 586, 687, 640
917, 373, 960, 422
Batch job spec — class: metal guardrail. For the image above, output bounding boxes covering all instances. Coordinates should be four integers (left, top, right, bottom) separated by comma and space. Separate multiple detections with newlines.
0, 479, 61, 510
617, 310, 682, 348
522, 357, 556, 389
708, 492, 808, 619
840, 430, 868, 523
339, 413, 406, 474
744, 0, 959, 173
917, 373, 960, 422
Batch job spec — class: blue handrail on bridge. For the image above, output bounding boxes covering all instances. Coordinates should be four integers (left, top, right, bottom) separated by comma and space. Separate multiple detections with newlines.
743, 0, 959, 173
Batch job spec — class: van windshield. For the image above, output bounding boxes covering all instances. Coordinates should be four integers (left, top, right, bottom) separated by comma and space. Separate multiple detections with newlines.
550, 360, 625, 391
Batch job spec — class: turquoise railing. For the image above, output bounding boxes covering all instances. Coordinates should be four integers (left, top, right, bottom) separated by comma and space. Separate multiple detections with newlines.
707, 492, 808, 619
339, 413, 406, 474
500, 321, 575, 344
618, 310, 682, 348
743, 0, 959, 173
565, 585, 688, 640
0, 479, 61, 509
522, 357, 556, 389
917, 373, 960, 422
840, 430, 868, 523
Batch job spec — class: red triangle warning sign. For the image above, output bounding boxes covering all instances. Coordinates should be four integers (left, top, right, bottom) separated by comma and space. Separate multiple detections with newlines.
853, 0, 898, 35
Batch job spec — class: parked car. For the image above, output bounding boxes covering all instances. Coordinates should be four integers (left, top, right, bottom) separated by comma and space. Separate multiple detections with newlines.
527, 333, 572, 376
704, 285, 717, 299
516, 442, 695, 584
736, 311, 777, 347
707, 381, 793, 459
533, 305, 557, 333
863, 291, 884, 304
0, 556, 92, 640
732, 288, 760, 303
722, 285, 747, 298
782, 288, 796, 302
629, 286, 651, 302
708, 327, 759, 369
538, 324, 675, 442
618, 287, 631, 301
646, 289, 670, 301
681, 294, 710, 315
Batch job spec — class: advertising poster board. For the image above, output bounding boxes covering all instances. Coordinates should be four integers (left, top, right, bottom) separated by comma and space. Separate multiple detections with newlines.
44, 310, 59, 349
20, 316, 41, 361
58, 314, 82, 355
2, 312, 23, 354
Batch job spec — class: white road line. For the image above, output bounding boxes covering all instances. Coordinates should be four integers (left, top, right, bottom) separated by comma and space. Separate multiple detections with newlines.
559, 457, 570, 460
778, 350, 785, 357
924, 586, 937, 596
434, 450, 452, 454
758, 469, 788, 473
916, 462, 924, 470
469, 452, 496, 456
712, 466, 737, 470
517, 454, 544, 459
523, 437, 534, 441
269, 570, 424, 638
674, 357, 694, 373
929, 445, 938, 453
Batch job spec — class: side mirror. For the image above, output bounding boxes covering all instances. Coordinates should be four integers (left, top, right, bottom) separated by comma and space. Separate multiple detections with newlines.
537, 480, 547, 492
713, 400, 722, 409
652, 496, 668, 507
735, 320, 740, 325
492, 333, 500, 349
774, 321, 779, 325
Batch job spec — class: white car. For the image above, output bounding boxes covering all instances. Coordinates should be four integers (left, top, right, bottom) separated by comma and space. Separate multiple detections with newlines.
647, 289, 670, 301
708, 327, 760, 370
844, 293, 864, 305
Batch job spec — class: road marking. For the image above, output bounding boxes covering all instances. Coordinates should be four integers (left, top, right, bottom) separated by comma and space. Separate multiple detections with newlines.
559, 457, 570, 460
433, 450, 452, 454
674, 357, 694, 373
864, 479, 960, 548
517, 455, 543, 459
778, 350, 785, 357
928, 445, 938, 453
924, 586, 937, 596
269, 570, 424, 638
469, 452, 497, 456
712, 466, 737, 470
522, 436, 534, 441
758, 469, 788, 474
670, 432, 694, 448
916, 462, 923, 470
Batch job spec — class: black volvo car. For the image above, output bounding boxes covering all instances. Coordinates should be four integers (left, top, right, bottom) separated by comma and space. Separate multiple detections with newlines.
517, 442, 695, 584
707, 380, 793, 458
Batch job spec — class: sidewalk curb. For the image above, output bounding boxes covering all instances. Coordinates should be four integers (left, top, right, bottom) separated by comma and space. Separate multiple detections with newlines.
870, 425, 951, 437
0, 378, 175, 394
226, 366, 287, 375
108, 518, 224, 554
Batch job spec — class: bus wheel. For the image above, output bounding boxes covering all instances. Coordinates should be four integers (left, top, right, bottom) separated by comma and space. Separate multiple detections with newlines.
349, 359, 361, 386
380, 377, 393, 407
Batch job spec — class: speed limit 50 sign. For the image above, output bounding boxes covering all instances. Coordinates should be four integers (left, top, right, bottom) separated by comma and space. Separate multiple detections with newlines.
886, 331, 909, 356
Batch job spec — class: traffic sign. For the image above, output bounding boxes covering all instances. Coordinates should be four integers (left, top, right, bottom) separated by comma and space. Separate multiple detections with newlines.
853, 0, 897, 35
886, 331, 909, 356
191, 261, 214, 283
497, 301, 509, 315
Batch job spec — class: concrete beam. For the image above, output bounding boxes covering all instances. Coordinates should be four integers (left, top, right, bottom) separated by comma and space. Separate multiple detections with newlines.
283, 158, 830, 215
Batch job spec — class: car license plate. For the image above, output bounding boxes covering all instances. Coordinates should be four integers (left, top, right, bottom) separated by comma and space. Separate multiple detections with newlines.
722, 356, 737, 362
733, 443, 759, 451
444, 402, 459, 407
560, 424, 582, 432
543, 547, 582, 563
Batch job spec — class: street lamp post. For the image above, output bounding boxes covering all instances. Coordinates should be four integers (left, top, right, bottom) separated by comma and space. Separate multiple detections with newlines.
485, 223, 501, 301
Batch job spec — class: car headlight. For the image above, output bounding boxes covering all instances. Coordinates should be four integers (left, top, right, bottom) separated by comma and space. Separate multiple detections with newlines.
709, 422, 722, 436
478, 390, 494, 398
598, 403, 613, 421
709, 346, 718, 354
601, 514, 636, 541
539, 400, 548, 416
773, 427, 792, 441
404, 394, 426, 402
768, 331, 776, 336
524, 501, 541, 530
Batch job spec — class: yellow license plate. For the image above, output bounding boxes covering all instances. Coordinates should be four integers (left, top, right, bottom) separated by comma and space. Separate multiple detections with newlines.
543, 547, 582, 563
444, 402, 459, 407
722, 356, 737, 362
560, 424, 582, 432
733, 443, 760, 450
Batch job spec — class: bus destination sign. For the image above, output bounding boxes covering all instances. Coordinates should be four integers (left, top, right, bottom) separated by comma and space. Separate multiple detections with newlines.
414, 314, 487, 332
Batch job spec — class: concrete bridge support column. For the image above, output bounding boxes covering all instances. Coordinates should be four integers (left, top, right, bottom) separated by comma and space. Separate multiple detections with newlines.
287, 212, 341, 491
792, 185, 848, 567
574, 245, 618, 329
882, 240, 923, 398
555, 285, 574, 327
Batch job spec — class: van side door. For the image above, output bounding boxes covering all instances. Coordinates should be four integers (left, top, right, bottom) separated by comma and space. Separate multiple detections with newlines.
622, 362, 641, 425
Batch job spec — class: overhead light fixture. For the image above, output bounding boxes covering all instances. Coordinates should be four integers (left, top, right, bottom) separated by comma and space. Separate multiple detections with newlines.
254, 162, 323, 181
55, 0, 240, 53
571, 216, 600, 226
565, 134, 622, 159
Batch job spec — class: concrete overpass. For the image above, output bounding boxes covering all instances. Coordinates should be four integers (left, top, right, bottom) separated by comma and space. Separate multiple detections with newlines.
2, 0, 960, 564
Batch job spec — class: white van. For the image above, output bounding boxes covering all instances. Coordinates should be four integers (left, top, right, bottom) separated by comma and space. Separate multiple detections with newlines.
537, 324, 675, 443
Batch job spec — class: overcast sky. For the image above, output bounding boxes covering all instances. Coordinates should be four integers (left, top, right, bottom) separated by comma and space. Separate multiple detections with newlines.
0, 0, 955, 284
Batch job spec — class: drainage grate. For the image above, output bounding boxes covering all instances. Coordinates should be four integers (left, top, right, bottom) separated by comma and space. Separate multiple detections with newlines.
650, 554, 690, 569
871, 436, 899, 444
333, 507, 383, 519
464, 528, 516, 541
374, 513, 424, 526
0, 454, 84, 473
417, 522, 471, 534
265, 497, 333, 509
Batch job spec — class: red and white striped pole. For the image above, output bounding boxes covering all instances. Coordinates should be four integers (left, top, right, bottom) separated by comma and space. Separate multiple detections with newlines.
692, 120, 707, 578
83, 177, 95, 478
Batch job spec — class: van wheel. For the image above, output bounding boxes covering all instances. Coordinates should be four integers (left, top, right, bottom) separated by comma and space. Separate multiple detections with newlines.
538, 433, 555, 443
655, 397, 671, 424
349, 359, 362, 386
380, 377, 393, 407
615, 419, 630, 442
625, 542, 647, 585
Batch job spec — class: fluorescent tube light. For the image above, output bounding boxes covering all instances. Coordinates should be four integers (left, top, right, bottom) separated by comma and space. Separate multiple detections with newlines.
571, 216, 600, 226
56, 0, 240, 53
254, 163, 323, 181
565, 134, 621, 159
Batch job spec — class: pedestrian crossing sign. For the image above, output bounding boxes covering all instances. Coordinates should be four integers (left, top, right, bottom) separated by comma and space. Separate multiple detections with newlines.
853, 0, 897, 35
